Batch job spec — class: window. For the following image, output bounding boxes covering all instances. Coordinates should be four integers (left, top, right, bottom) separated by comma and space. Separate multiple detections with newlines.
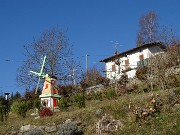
112, 64, 116, 72
125, 59, 129, 66
51, 80, 56, 84
139, 54, 144, 60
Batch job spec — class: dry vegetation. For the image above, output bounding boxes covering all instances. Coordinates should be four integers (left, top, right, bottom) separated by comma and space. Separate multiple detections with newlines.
0, 85, 180, 135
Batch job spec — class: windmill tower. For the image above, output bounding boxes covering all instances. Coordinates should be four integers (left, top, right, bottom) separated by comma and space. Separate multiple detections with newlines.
30, 56, 61, 109
39, 74, 60, 109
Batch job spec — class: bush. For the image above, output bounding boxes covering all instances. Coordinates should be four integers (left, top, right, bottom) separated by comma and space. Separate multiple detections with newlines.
167, 74, 180, 88
136, 67, 148, 81
59, 97, 68, 111
0, 105, 8, 122
11, 100, 28, 118
39, 107, 53, 118
174, 88, 180, 95
56, 120, 83, 135
34, 99, 41, 110
26, 100, 34, 110
126, 83, 142, 94
117, 74, 128, 88
103, 88, 118, 100
74, 94, 85, 108
93, 91, 103, 101
24, 128, 44, 135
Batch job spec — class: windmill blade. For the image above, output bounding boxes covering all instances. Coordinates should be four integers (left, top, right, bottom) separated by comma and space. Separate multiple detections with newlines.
40, 56, 46, 75
35, 77, 41, 94
30, 71, 40, 76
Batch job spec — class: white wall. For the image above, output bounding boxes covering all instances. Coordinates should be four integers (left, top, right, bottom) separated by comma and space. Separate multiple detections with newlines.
41, 97, 54, 108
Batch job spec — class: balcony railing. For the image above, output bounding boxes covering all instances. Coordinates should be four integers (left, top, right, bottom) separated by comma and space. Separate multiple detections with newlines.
137, 59, 148, 68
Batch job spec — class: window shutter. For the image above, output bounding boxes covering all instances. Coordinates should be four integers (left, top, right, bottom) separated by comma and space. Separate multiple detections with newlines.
125, 59, 129, 66
112, 64, 116, 72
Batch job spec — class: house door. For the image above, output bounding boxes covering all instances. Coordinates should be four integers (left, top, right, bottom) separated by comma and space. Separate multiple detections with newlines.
53, 98, 57, 107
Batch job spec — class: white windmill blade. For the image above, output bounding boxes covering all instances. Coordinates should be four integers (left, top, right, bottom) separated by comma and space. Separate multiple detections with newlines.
28, 55, 47, 94
29, 71, 40, 76
39, 55, 46, 75
35, 77, 41, 94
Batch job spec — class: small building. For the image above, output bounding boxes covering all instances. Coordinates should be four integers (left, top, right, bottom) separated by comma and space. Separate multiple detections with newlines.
100, 42, 166, 80
39, 75, 60, 109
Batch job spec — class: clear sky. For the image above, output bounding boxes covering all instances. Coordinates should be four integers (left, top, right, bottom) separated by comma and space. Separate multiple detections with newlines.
0, 0, 180, 94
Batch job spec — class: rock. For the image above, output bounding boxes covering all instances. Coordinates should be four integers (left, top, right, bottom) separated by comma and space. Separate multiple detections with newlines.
45, 125, 57, 133
9, 131, 18, 135
173, 104, 180, 110
86, 84, 104, 94
95, 100, 101, 104
96, 114, 123, 134
35, 116, 40, 119
65, 119, 72, 123
56, 124, 62, 129
31, 109, 39, 116
95, 109, 104, 116
20, 125, 31, 133
38, 126, 46, 131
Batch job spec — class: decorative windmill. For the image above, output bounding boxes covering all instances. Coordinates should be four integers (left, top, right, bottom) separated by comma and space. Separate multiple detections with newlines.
30, 55, 61, 109
30, 55, 47, 94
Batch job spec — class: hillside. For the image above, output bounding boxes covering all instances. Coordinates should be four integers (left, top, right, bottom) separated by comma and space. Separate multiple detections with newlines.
0, 86, 180, 135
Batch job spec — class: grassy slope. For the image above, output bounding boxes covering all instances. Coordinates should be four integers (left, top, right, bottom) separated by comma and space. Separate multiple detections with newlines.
0, 87, 180, 135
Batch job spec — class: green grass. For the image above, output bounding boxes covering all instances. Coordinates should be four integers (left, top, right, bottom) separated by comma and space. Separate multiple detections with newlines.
0, 87, 180, 135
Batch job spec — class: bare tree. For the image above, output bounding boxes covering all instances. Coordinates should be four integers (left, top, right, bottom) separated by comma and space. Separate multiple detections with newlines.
63, 59, 83, 86
136, 11, 159, 46
16, 28, 74, 89
159, 25, 180, 47
81, 66, 109, 87
136, 31, 145, 47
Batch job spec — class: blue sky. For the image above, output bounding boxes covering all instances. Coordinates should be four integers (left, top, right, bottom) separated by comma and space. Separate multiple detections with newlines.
0, 0, 180, 94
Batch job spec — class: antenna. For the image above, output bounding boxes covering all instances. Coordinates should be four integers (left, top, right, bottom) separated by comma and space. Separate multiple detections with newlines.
110, 41, 123, 54
29, 55, 47, 94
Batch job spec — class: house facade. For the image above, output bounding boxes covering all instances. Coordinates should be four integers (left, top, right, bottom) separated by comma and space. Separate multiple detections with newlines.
100, 42, 166, 80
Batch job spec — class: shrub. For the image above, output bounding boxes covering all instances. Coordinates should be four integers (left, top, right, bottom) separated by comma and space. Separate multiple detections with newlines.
56, 120, 83, 135
103, 88, 118, 100
74, 94, 85, 108
39, 107, 53, 118
93, 91, 103, 101
167, 74, 180, 88
174, 88, 180, 95
18, 102, 28, 118
11, 100, 28, 118
34, 99, 41, 110
0, 105, 8, 122
26, 100, 34, 110
136, 67, 148, 81
117, 74, 128, 88
24, 128, 44, 135
59, 97, 68, 111
85, 92, 94, 100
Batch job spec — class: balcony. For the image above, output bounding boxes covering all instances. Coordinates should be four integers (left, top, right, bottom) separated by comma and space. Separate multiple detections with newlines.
137, 59, 148, 68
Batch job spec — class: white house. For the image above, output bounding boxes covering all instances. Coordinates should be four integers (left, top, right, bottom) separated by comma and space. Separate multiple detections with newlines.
100, 42, 166, 80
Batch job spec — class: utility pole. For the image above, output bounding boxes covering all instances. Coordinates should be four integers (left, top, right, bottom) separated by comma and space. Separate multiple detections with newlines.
86, 54, 89, 73
71, 69, 76, 86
